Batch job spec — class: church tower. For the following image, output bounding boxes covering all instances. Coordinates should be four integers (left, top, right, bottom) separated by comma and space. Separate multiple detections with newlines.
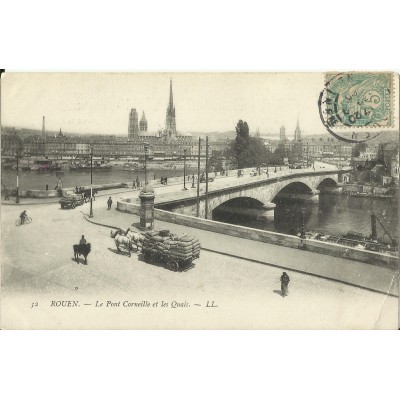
280, 125, 286, 141
128, 108, 139, 139
165, 79, 176, 136
294, 118, 302, 141
139, 111, 148, 132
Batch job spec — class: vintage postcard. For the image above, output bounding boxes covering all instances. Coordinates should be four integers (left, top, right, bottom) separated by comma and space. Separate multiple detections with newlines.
1, 72, 399, 329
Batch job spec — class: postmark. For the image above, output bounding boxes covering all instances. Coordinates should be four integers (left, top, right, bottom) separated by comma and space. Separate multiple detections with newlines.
318, 72, 394, 143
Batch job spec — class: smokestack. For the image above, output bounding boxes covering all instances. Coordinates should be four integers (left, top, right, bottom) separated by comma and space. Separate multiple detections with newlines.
42, 116, 45, 137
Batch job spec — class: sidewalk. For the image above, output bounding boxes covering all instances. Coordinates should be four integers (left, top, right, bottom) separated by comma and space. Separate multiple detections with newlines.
85, 206, 399, 297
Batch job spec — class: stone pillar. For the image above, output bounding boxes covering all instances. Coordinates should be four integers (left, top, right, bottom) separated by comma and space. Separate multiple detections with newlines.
139, 184, 155, 230
261, 202, 276, 220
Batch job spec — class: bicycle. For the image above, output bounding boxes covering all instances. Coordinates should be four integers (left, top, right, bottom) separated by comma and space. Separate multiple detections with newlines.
15, 216, 32, 226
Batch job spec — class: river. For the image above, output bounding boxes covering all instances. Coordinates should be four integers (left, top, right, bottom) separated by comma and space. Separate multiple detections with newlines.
213, 194, 398, 241
1, 165, 198, 191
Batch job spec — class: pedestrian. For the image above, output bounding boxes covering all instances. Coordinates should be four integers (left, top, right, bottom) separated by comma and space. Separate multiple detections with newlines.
107, 196, 113, 210
132, 180, 136, 189
280, 272, 290, 297
165, 177, 168, 185
79, 235, 87, 245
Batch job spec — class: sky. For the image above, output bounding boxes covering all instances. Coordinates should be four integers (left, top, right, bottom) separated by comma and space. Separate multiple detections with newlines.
1, 72, 338, 136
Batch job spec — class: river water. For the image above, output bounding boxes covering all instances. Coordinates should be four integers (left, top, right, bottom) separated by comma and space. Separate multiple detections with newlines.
2, 167, 398, 241
213, 194, 398, 241
1, 166, 198, 191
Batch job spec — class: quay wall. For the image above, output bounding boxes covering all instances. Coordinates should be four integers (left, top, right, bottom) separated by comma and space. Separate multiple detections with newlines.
116, 198, 398, 269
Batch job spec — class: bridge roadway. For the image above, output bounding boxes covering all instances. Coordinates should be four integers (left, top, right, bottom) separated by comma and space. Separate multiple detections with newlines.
124, 162, 350, 218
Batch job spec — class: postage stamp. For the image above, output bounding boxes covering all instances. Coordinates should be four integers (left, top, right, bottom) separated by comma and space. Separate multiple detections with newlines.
324, 72, 393, 128
318, 72, 396, 143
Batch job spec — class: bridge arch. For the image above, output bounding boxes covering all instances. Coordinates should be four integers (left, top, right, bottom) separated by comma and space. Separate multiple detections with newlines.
317, 177, 338, 189
207, 191, 267, 215
213, 196, 265, 210
270, 180, 314, 202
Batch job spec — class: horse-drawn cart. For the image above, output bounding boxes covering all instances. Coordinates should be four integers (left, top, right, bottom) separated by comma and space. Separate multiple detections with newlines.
142, 230, 200, 271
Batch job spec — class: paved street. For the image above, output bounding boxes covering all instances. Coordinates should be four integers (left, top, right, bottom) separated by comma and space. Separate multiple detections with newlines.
1, 196, 397, 329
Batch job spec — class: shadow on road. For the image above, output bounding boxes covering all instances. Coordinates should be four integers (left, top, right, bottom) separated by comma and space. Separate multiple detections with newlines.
71, 257, 88, 265
273, 289, 284, 297
107, 247, 134, 257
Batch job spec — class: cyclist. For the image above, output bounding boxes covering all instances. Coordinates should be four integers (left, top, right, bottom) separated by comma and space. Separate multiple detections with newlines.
20, 210, 28, 225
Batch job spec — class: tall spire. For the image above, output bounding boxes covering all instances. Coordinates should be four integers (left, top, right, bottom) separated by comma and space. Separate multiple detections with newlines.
294, 118, 301, 141
169, 78, 174, 110
165, 79, 177, 136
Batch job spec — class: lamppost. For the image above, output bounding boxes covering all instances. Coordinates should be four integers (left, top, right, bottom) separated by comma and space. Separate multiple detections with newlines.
89, 145, 93, 218
196, 138, 201, 217
144, 143, 149, 185
183, 148, 187, 190
300, 207, 306, 239
13, 129, 23, 204
16, 152, 20, 203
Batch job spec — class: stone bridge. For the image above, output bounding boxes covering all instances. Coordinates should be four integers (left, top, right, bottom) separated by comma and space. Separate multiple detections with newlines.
154, 166, 349, 219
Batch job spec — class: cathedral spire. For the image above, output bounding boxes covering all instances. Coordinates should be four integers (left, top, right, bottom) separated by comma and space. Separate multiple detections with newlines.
294, 118, 301, 141
169, 79, 174, 110
165, 79, 177, 136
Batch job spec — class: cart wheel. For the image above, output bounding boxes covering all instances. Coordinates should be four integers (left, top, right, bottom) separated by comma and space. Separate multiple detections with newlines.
170, 260, 180, 272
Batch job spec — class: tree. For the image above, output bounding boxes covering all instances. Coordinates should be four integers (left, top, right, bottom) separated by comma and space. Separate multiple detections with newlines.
234, 120, 250, 167
271, 143, 286, 165
209, 150, 224, 172
228, 120, 270, 168
352, 142, 368, 158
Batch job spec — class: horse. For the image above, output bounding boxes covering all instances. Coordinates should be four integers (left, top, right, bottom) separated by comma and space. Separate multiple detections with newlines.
110, 230, 132, 257
73, 243, 91, 265
124, 228, 143, 251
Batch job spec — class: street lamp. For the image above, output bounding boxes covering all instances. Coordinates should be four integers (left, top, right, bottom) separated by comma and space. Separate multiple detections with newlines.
89, 145, 93, 218
144, 143, 149, 185
300, 207, 306, 239
13, 129, 23, 204
183, 148, 187, 190
16, 152, 20, 203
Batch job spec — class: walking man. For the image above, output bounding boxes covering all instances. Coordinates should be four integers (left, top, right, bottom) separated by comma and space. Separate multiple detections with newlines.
107, 196, 113, 210
280, 272, 290, 297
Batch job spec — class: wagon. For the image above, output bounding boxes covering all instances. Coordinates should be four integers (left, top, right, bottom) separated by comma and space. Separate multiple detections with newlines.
142, 248, 199, 271
59, 194, 85, 209
142, 230, 201, 272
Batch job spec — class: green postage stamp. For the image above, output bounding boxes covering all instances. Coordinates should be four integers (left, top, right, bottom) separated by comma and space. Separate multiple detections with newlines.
324, 72, 394, 129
